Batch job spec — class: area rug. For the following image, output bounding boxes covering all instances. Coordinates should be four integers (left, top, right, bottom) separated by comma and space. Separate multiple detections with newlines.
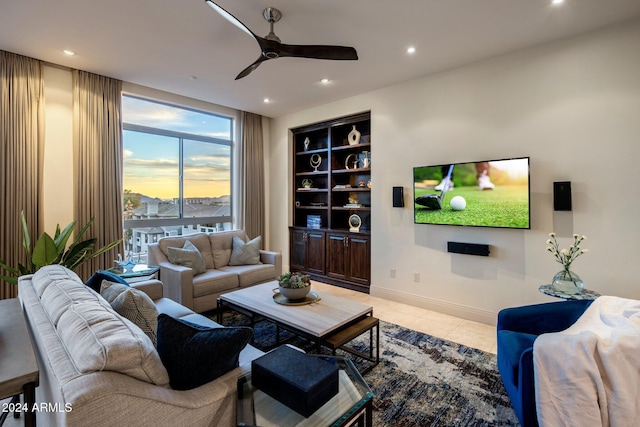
215, 310, 519, 426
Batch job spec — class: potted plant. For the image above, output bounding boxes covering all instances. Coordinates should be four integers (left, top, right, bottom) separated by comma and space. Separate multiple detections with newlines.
276, 271, 311, 300
0, 211, 122, 284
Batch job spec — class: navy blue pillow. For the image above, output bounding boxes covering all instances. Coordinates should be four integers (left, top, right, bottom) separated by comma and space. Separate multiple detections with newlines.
85, 270, 129, 293
156, 314, 253, 390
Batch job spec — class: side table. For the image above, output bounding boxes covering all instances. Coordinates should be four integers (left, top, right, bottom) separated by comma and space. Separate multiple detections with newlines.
0, 298, 39, 427
105, 264, 160, 283
538, 284, 601, 300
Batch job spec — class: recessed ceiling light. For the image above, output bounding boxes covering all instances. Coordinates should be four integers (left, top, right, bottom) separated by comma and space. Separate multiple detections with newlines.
320, 78, 330, 84
188, 75, 198, 81
263, 98, 271, 103
62, 49, 76, 56
551, 0, 564, 5
407, 46, 416, 55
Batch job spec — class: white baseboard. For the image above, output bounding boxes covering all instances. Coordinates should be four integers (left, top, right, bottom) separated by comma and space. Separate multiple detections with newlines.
370, 285, 498, 326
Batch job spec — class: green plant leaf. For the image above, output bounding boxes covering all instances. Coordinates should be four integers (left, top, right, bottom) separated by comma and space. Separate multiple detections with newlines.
90, 238, 122, 258
0, 274, 18, 284
20, 211, 32, 260
32, 233, 59, 267
54, 221, 76, 255
62, 239, 96, 270
0, 259, 19, 276
72, 217, 95, 246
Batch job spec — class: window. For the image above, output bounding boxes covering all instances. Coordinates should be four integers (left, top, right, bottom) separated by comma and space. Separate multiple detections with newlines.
122, 96, 235, 262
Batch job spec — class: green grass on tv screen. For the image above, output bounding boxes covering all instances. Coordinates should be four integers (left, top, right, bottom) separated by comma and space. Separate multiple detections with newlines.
414, 185, 529, 228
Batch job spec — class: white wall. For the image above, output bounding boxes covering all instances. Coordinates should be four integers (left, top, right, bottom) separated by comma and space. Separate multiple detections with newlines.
268, 19, 640, 324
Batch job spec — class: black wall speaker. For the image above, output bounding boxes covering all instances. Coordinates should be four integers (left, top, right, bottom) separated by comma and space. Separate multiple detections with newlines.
447, 241, 490, 257
392, 186, 404, 208
553, 181, 572, 211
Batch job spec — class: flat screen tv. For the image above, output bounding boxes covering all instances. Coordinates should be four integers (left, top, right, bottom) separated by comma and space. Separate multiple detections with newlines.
413, 157, 530, 229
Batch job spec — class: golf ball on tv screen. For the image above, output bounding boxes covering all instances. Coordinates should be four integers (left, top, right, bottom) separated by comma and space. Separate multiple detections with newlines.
450, 196, 466, 211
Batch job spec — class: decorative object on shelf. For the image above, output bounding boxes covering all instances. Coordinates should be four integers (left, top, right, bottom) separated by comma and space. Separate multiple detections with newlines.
348, 125, 361, 145
349, 214, 362, 232
333, 184, 352, 189
302, 178, 313, 188
345, 153, 359, 170
295, 201, 301, 207
367, 180, 372, 189
310, 154, 322, 172
359, 151, 371, 168
303, 137, 310, 151
310, 202, 325, 206
276, 271, 311, 301
307, 215, 322, 229
359, 180, 366, 188
546, 232, 588, 295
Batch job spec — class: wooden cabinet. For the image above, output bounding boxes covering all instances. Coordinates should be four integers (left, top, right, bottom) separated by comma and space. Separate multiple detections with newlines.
289, 112, 371, 292
326, 232, 370, 289
290, 228, 325, 275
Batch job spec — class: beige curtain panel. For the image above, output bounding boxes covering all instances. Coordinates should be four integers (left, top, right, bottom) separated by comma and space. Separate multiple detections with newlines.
73, 70, 124, 280
240, 111, 265, 242
0, 51, 44, 300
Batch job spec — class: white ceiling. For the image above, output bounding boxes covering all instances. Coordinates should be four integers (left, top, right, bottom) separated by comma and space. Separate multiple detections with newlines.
2, 0, 640, 117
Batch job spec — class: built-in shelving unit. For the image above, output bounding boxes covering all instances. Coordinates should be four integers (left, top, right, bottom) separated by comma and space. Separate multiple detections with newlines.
289, 112, 371, 293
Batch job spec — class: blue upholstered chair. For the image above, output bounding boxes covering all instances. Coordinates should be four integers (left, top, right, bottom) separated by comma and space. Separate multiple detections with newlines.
496, 299, 593, 427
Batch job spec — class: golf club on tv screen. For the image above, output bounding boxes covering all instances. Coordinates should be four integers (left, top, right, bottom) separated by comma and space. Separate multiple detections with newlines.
413, 157, 530, 229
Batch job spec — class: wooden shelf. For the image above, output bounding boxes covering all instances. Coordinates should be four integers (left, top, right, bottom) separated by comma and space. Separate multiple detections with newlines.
332, 168, 371, 174
332, 142, 371, 152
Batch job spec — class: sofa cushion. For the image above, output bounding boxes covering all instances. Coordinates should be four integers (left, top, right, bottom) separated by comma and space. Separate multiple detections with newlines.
156, 314, 253, 390
57, 301, 169, 385
218, 264, 276, 288
101, 281, 159, 346
192, 269, 239, 297
40, 277, 107, 326
158, 233, 214, 269
209, 230, 247, 268
167, 240, 207, 275
85, 269, 129, 293
229, 235, 262, 266
32, 264, 84, 297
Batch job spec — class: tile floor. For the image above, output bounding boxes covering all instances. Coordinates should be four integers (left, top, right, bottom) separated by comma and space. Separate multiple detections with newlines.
1, 282, 497, 427
311, 281, 498, 354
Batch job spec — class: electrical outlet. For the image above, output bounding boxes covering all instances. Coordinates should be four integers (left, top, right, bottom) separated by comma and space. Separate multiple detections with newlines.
390, 269, 396, 278
414, 272, 420, 282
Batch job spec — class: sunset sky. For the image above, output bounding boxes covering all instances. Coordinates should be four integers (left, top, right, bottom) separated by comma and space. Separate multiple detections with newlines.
122, 97, 232, 200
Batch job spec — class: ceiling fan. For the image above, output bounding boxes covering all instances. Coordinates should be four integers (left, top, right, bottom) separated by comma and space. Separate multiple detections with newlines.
205, 1, 359, 80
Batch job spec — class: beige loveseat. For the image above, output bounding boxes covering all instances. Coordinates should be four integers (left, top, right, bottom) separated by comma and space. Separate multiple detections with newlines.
148, 230, 282, 313
18, 265, 263, 427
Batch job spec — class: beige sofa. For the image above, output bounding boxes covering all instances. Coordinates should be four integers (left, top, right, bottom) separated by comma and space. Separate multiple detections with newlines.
18, 265, 264, 427
148, 230, 282, 313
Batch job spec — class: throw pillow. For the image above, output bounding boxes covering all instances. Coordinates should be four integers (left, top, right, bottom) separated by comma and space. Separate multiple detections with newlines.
167, 240, 207, 275
101, 281, 159, 346
85, 269, 129, 293
229, 235, 262, 266
156, 314, 253, 390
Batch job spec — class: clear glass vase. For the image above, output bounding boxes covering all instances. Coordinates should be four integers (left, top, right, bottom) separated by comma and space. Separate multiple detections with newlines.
552, 268, 584, 295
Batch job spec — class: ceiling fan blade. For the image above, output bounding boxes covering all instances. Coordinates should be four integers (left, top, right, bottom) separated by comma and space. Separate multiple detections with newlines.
205, 0, 255, 39
278, 44, 358, 61
235, 56, 269, 80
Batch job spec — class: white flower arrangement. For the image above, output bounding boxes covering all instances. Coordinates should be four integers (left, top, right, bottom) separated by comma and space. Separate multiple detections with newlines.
546, 232, 588, 271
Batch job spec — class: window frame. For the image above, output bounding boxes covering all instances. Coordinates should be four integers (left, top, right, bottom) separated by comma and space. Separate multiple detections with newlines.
121, 94, 236, 233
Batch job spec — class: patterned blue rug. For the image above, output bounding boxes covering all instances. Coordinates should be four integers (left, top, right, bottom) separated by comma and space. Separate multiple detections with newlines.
216, 311, 519, 426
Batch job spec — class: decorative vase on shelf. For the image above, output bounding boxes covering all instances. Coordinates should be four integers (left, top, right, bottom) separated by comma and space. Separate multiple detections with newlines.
348, 125, 361, 145
551, 268, 584, 295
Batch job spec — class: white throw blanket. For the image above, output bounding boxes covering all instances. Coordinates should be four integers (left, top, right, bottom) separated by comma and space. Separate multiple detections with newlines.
533, 296, 640, 427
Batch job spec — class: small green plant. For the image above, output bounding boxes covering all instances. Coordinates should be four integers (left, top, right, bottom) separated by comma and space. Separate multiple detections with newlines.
277, 272, 311, 289
0, 211, 122, 284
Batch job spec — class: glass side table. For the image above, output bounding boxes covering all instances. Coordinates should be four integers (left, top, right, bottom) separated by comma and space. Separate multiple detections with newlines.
237, 355, 373, 427
105, 264, 160, 283
538, 284, 601, 300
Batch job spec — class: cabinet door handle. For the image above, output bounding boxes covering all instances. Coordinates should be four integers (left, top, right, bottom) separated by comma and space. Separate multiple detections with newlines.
344, 236, 349, 248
